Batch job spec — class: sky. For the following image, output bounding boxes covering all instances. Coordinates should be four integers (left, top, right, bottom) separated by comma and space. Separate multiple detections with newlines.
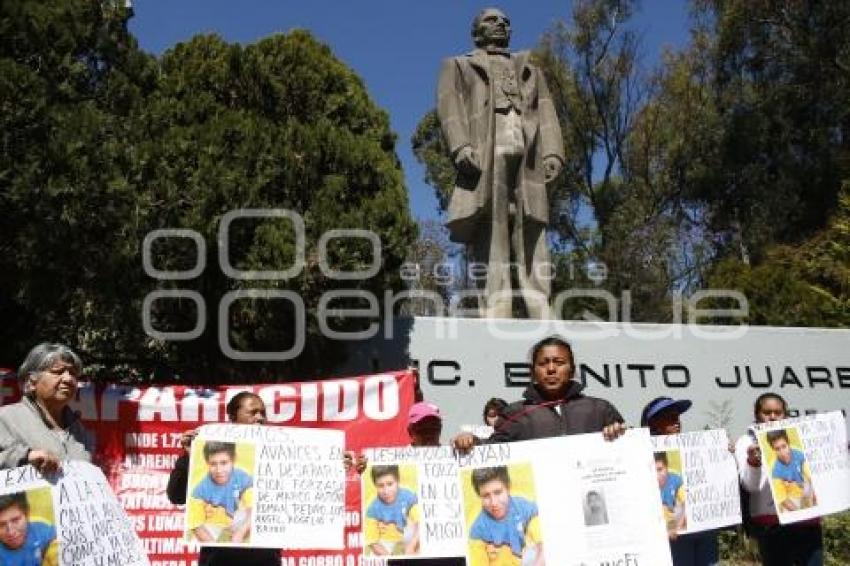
128, 0, 692, 223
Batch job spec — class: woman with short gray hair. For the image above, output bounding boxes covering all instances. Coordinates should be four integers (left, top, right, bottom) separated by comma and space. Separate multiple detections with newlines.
0, 343, 93, 472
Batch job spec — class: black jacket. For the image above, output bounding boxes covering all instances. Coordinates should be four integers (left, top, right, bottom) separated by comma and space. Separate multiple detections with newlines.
488, 380, 623, 443
167, 453, 281, 566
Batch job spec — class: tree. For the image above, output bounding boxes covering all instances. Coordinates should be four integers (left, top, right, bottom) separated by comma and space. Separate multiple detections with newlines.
706, 181, 850, 327
0, 0, 157, 372
688, 0, 850, 259
1, 5, 417, 380
411, 110, 454, 215
123, 31, 417, 381
397, 220, 458, 317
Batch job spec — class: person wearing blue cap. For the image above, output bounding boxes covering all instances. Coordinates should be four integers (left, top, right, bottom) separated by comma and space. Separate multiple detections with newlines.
641, 397, 692, 436
641, 396, 719, 566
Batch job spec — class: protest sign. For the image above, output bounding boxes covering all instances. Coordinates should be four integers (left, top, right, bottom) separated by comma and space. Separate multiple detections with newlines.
753, 410, 850, 524
457, 430, 671, 566
186, 424, 345, 549
651, 429, 741, 534
0, 460, 149, 566
362, 446, 466, 560
0, 369, 415, 566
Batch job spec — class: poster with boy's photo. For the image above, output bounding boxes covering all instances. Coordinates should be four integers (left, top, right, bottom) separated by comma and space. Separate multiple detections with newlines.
0, 487, 57, 566
361, 446, 466, 560
186, 424, 346, 550
0, 461, 150, 566
650, 429, 741, 535
186, 439, 256, 545
752, 412, 850, 525
457, 431, 672, 566
363, 463, 420, 557
461, 463, 543, 566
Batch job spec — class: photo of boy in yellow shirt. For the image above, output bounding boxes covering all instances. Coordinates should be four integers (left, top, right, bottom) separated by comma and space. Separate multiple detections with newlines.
187, 441, 254, 544
0, 490, 57, 566
765, 429, 816, 512
655, 451, 687, 535
465, 465, 544, 566
364, 464, 420, 556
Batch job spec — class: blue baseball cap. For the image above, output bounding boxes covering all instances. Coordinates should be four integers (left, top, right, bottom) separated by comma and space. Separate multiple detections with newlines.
640, 397, 692, 427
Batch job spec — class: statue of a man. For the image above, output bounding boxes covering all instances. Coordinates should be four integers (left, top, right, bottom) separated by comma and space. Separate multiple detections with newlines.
437, 7, 565, 319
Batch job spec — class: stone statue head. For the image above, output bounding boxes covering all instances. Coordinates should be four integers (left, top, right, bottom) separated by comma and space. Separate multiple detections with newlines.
471, 7, 511, 49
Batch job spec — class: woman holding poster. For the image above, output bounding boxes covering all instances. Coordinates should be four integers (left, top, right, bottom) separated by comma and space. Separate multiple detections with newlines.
167, 391, 280, 566
735, 393, 823, 566
641, 396, 719, 566
0, 343, 93, 473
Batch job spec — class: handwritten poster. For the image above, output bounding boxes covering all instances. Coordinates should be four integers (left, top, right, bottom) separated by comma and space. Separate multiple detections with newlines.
362, 446, 466, 560
0, 461, 149, 566
651, 429, 741, 534
186, 424, 345, 549
753, 411, 850, 524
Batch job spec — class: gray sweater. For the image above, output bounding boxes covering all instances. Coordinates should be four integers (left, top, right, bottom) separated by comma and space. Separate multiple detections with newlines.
0, 396, 93, 469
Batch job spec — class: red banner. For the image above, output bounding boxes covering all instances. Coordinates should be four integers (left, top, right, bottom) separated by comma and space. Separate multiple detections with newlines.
0, 369, 415, 566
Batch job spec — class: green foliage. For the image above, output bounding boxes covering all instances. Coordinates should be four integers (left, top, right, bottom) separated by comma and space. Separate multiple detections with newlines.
0, 3, 416, 379
824, 510, 850, 565
399, 219, 458, 317
719, 511, 850, 565
410, 110, 454, 214
718, 527, 759, 564
689, 0, 850, 257
0, 0, 158, 369
707, 182, 850, 327
133, 31, 416, 380
527, 0, 693, 322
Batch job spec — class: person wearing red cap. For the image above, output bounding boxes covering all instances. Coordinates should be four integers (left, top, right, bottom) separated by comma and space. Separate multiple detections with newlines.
385, 402, 466, 566
641, 396, 719, 566
346, 403, 444, 475
408, 402, 443, 447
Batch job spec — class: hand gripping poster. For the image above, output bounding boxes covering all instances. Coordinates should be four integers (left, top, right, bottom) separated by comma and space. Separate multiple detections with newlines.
752, 411, 850, 524
650, 429, 741, 535
457, 430, 672, 566
0, 460, 149, 566
185, 423, 345, 549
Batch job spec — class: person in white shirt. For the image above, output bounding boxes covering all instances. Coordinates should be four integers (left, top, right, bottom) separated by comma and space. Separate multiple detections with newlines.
734, 392, 823, 566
